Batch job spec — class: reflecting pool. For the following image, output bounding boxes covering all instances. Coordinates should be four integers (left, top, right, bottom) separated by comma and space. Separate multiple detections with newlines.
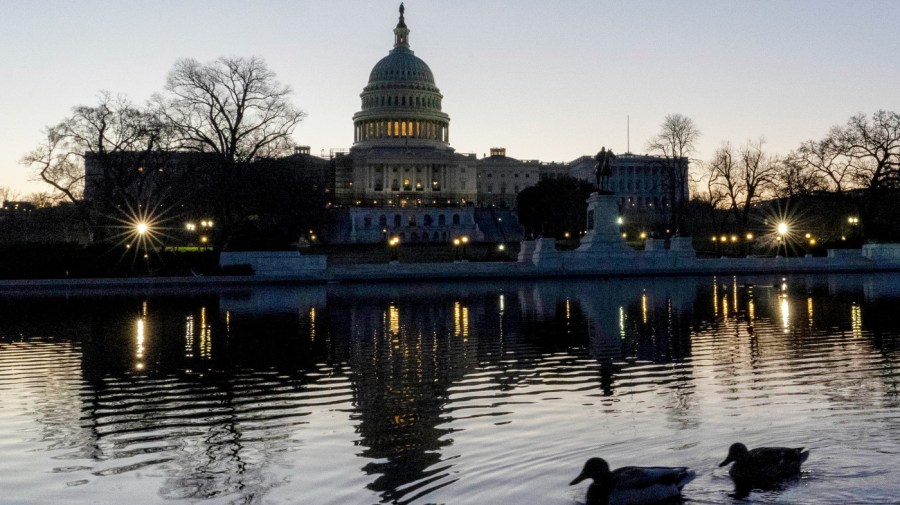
1, 273, 899, 504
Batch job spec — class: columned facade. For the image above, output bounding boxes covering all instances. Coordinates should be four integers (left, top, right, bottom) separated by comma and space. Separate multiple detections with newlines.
331, 4, 482, 243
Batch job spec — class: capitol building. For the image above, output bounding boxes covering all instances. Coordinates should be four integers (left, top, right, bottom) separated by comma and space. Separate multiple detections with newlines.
81, 5, 685, 245
323, 5, 686, 244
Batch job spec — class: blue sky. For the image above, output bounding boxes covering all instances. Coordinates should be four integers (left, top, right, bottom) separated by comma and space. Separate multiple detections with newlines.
2, 0, 898, 194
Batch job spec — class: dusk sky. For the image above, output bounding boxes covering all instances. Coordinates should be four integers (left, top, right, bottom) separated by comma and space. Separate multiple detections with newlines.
3, 0, 899, 195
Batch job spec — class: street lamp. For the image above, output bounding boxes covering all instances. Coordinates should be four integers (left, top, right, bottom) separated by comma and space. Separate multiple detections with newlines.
389, 236, 400, 262
777, 222, 788, 257
136, 222, 149, 235
461, 236, 469, 260
453, 238, 461, 261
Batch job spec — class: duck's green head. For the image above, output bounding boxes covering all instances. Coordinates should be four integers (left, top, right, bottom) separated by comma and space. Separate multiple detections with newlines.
570, 457, 611, 485
719, 443, 749, 467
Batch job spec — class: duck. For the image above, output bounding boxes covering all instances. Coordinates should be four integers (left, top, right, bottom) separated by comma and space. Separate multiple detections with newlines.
570, 457, 696, 505
719, 442, 809, 483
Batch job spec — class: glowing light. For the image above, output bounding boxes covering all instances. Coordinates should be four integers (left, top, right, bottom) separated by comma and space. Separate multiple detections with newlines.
851, 303, 862, 338
200, 306, 211, 359
746, 233, 754, 240
136, 318, 145, 359
781, 296, 790, 332
136, 222, 149, 235
640, 232, 647, 239
498, 244, 506, 251
389, 305, 400, 335
641, 292, 648, 324
564, 232, 571, 238
185, 314, 195, 358
777, 222, 788, 236
616, 217, 624, 225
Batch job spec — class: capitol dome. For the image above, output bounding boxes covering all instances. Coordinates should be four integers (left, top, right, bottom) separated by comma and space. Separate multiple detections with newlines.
368, 50, 435, 86
352, 4, 450, 147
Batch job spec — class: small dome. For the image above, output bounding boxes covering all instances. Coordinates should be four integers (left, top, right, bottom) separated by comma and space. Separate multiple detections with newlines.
368, 47, 435, 85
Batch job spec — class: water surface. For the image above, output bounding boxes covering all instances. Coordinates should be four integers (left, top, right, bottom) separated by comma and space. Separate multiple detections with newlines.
1, 274, 899, 504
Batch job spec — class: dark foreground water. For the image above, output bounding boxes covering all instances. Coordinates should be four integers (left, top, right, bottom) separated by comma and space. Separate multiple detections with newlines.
1, 274, 899, 504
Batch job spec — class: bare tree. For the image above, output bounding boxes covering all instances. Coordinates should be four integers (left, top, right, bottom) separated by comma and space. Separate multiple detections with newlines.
707, 143, 740, 228
648, 113, 700, 235
26, 192, 61, 208
831, 110, 900, 239
835, 110, 900, 190
693, 157, 731, 251
791, 137, 853, 193
707, 139, 779, 251
0, 187, 20, 205
153, 57, 306, 246
774, 153, 827, 199
21, 92, 172, 241
156, 56, 305, 163
735, 138, 778, 234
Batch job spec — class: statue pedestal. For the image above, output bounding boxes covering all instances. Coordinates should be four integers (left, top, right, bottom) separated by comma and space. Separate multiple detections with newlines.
532, 238, 562, 268
575, 193, 632, 255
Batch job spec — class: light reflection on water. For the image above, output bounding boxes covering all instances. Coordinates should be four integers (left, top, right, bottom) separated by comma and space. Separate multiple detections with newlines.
0, 274, 898, 504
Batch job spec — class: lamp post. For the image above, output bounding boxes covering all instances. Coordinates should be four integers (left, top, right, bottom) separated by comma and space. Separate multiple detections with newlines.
135, 221, 151, 274
389, 236, 400, 262
453, 238, 461, 261
461, 236, 469, 261
777, 222, 788, 257
847, 216, 860, 242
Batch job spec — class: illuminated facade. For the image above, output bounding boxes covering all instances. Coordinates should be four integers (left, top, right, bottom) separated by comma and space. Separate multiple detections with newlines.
475, 148, 569, 209
568, 153, 690, 236
569, 153, 689, 214
330, 5, 689, 243
332, 6, 483, 243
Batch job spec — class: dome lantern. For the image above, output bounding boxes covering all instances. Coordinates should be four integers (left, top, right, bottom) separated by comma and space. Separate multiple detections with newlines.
394, 3, 409, 48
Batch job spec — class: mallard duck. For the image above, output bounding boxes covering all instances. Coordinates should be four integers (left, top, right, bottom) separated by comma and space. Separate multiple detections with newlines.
570, 457, 696, 505
719, 442, 809, 482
